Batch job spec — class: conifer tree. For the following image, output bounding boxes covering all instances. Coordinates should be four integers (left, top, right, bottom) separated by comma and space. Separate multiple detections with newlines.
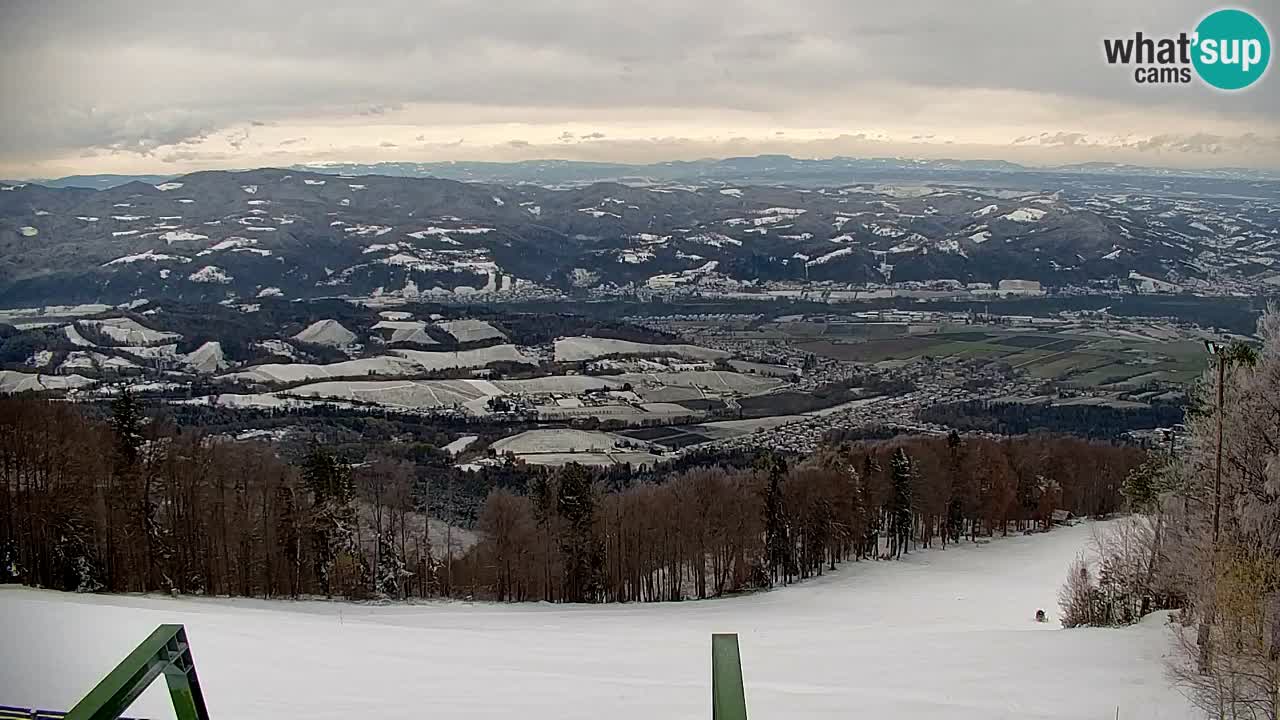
376, 527, 409, 599
110, 388, 148, 591
761, 453, 790, 584
557, 464, 602, 602
862, 454, 882, 558
889, 448, 914, 559
301, 442, 356, 596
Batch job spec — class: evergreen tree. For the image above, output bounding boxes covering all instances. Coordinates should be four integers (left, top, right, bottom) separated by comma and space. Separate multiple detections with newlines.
945, 431, 964, 543
110, 388, 150, 591
760, 453, 789, 584
0, 538, 19, 583
110, 389, 143, 469
1120, 456, 1165, 513
376, 527, 409, 599
888, 448, 914, 559
53, 514, 101, 593
301, 442, 357, 596
528, 472, 557, 601
273, 485, 300, 596
556, 464, 602, 602
862, 454, 882, 558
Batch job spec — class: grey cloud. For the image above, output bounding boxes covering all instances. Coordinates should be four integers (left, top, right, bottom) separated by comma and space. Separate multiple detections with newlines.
1040, 132, 1090, 147
581, 132, 606, 140
0, 0, 1276, 167
161, 149, 234, 164
1127, 133, 1280, 154
227, 128, 251, 150
379, 140, 398, 148
359, 104, 405, 116
507, 139, 531, 148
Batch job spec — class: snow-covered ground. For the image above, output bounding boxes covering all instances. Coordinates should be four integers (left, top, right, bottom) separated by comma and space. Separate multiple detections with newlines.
554, 336, 729, 362
0, 522, 1194, 720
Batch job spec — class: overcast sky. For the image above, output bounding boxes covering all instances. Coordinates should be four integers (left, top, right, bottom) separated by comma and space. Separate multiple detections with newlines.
1, 0, 1277, 178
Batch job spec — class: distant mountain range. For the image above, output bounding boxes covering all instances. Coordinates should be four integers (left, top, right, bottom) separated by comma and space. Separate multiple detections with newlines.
14, 155, 1280, 191
2, 164, 1277, 308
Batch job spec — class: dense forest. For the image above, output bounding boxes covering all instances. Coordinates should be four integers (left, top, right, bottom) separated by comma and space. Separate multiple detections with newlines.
1, 393, 1143, 603
919, 399, 1184, 439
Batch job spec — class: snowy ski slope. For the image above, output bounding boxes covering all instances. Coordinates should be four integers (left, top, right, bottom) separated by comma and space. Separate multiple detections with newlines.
0, 522, 1195, 719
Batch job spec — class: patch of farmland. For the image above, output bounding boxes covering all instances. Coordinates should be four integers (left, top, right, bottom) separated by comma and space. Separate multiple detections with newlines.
618, 426, 688, 441
222, 346, 538, 386
371, 320, 437, 345
442, 435, 479, 456
990, 334, 1085, 350
1024, 353, 1115, 380
292, 320, 357, 347
489, 429, 665, 467
220, 357, 421, 385
1063, 363, 1155, 389
554, 336, 730, 362
390, 345, 536, 369
283, 376, 620, 412
614, 370, 783, 396
797, 337, 945, 362
79, 318, 180, 346
283, 379, 501, 412
435, 319, 506, 343
688, 415, 805, 440
0, 370, 97, 393
514, 452, 662, 468
725, 359, 799, 378
491, 428, 633, 454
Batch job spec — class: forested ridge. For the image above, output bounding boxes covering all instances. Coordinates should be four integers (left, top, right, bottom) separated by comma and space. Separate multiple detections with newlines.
919, 399, 1185, 439
1, 392, 1143, 603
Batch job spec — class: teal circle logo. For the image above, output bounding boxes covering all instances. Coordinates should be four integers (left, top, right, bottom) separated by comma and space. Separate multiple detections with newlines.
1192, 9, 1271, 90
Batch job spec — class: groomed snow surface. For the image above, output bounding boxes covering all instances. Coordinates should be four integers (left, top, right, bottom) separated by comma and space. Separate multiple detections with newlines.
0, 522, 1193, 720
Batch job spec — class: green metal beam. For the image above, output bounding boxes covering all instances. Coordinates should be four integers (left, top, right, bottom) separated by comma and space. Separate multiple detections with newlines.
65, 624, 210, 720
711, 633, 747, 720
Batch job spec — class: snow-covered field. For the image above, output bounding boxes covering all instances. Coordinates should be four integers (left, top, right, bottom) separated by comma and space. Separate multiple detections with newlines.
492, 428, 642, 454
292, 319, 357, 347
80, 318, 180, 346
554, 336, 730, 363
435, 318, 506, 343
0, 522, 1194, 720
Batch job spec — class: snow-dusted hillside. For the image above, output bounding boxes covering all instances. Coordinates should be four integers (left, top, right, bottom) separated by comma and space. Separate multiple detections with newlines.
0, 522, 1194, 719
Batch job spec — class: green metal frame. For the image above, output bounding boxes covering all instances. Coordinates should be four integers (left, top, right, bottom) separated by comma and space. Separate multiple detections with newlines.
65, 624, 209, 720
711, 633, 747, 720
56, 623, 740, 720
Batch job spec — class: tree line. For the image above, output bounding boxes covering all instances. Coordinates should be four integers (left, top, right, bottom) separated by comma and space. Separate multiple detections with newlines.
1, 392, 1142, 604
462, 432, 1142, 602
919, 399, 1185, 439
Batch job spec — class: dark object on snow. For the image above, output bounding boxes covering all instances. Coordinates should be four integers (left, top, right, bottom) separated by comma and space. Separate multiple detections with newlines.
1035, 609, 1047, 622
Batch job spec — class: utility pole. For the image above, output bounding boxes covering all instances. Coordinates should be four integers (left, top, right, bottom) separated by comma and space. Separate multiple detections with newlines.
1213, 344, 1224, 543
1203, 340, 1260, 544
1201, 340, 1226, 676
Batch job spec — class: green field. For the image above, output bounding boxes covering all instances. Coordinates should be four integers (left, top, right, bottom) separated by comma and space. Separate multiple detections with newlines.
796, 329, 1210, 390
